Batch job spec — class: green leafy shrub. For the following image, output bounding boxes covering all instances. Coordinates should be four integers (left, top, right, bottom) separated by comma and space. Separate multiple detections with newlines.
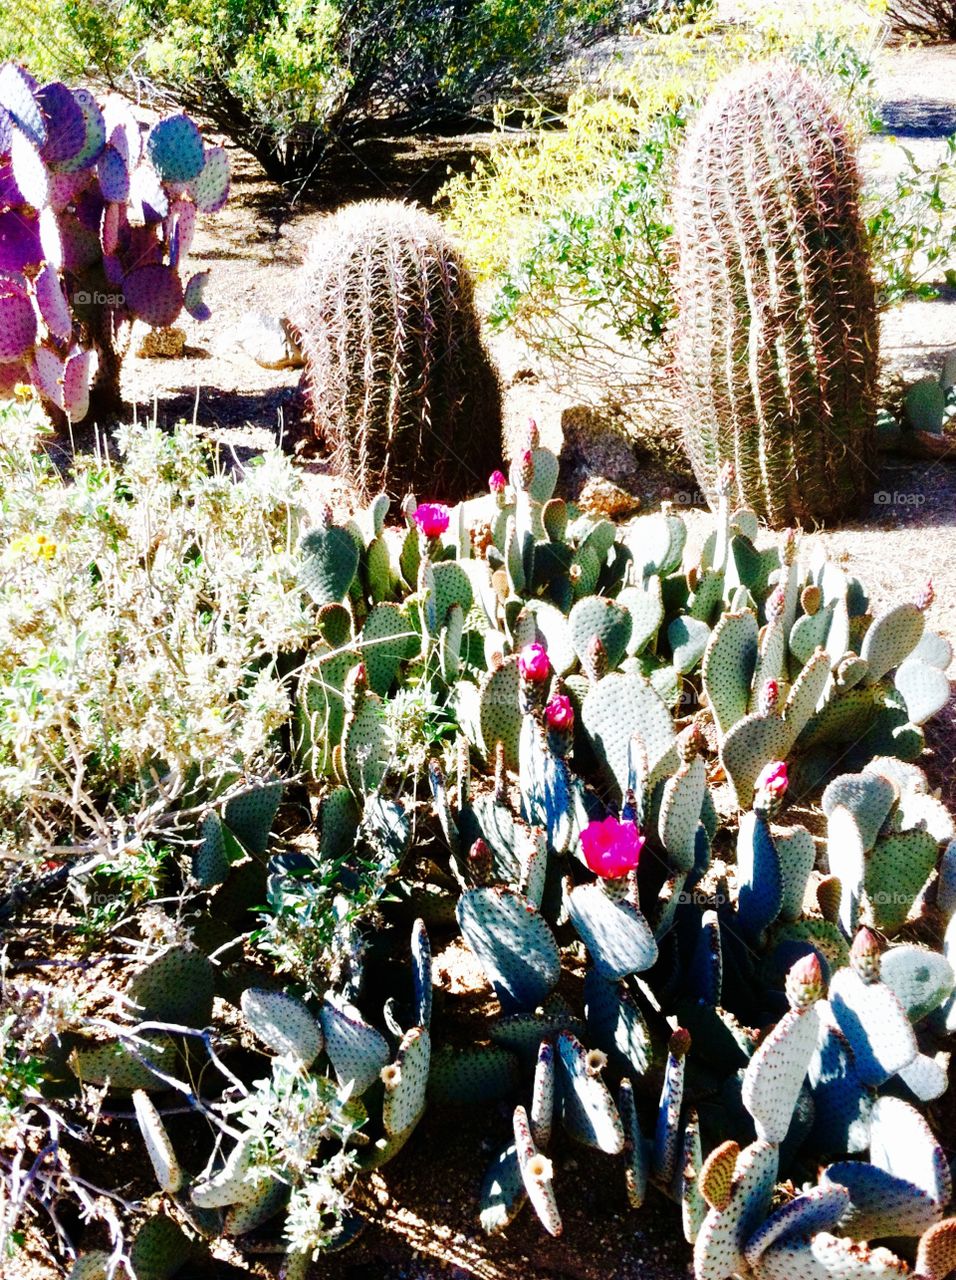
1, 0, 634, 184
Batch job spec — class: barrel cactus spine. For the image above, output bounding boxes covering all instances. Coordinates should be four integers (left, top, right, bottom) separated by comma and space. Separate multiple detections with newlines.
292, 199, 504, 503
673, 60, 879, 527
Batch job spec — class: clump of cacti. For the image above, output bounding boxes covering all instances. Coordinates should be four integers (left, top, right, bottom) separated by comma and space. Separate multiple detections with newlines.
0, 62, 228, 425
293, 199, 503, 502
673, 60, 879, 527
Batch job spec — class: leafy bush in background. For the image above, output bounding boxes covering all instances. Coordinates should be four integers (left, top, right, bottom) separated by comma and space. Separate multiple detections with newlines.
0, 0, 638, 184
888, 0, 956, 38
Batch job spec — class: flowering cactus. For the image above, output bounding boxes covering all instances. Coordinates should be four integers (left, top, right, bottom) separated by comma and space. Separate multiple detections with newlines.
412, 502, 450, 541
579, 815, 644, 879
0, 63, 229, 424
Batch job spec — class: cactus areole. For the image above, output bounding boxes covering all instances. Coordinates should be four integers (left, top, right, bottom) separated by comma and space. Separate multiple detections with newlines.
673, 61, 878, 527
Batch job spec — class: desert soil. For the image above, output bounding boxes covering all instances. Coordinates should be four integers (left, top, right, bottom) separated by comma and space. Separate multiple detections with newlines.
15, 19, 956, 1280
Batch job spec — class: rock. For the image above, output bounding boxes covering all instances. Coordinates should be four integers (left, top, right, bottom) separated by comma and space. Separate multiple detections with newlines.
235, 313, 304, 370
578, 476, 641, 520
136, 327, 186, 359
559, 404, 644, 500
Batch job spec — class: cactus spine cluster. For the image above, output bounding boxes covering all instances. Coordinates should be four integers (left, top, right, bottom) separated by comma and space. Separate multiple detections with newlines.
673, 61, 879, 527
293, 199, 503, 502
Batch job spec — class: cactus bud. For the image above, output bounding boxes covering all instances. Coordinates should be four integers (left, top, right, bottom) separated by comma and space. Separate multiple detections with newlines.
916, 578, 935, 612
526, 417, 540, 450
669, 1027, 692, 1059
494, 740, 507, 803
489, 469, 507, 495
785, 951, 825, 1010
758, 680, 780, 716
468, 837, 493, 884
766, 584, 786, 623
544, 692, 574, 757
801, 584, 822, 616
782, 527, 797, 566
816, 875, 842, 924
850, 927, 882, 984
699, 1140, 740, 1211
583, 634, 608, 683
569, 562, 582, 586
716, 460, 736, 498
755, 758, 788, 806
518, 448, 535, 490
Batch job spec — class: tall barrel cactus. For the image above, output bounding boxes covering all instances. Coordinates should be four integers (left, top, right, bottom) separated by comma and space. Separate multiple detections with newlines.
673, 61, 879, 527
294, 200, 503, 502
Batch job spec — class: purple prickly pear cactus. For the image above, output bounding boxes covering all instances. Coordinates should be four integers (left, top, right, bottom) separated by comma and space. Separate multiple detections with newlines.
0, 60, 230, 424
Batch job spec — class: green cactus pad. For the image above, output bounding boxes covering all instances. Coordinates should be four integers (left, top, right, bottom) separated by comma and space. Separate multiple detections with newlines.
658, 756, 708, 873
517, 601, 576, 676
822, 772, 897, 852
133, 1089, 182, 1193
898, 1052, 949, 1102
479, 1142, 526, 1234
626, 512, 687, 577
343, 689, 390, 797
720, 712, 791, 809
319, 786, 360, 860
757, 1233, 909, 1279
556, 1030, 624, 1154
490, 995, 583, 1062
223, 780, 283, 856
693, 1140, 778, 1280
320, 997, 391, 1094
583, 969, 654, 1078
382, 1025, 431, 1137
668, 615, 712, 676
741, 1005, 821, 1143
828, 965, 918, 1087
774, 825, 817, 921
66, 1255, 111, 1280
193, 810, 238, 887
568, 883, 658, 980
880, 945, 955, 1023
917, 1217, 956, 1280
457, 887, 561, 1012
680, 1111, 706, 1244
702, 611, 759, 740
569, 595, 632, 672
127, 943, 215, 1028
825, 1161, 943, 1239
192, 1134, 257, 1208
479, 657, 522, 770
128, 1214, 206, 1280
428, 1044, 520, 1106
864, 828, 938, 932
581, 672, 678, 799
295, 641, 359, 776
870, 1094, 952, 1205
299, 523, 360, 605
240, 988, 324, 1066
619, 1078, 648, 1209
800, 686, 880, 748
69, 1035, 179, 1091
519, 718, 573, 855
224, 1175, 288, 1235
743, 1184, 850, 1268
360, 603, 417, 695
513, 1104, 562, 1236
861, 603, 925, 684
736, 811, 784, 941
895, 657, 952, 726
530, 1038, 555, 1150
781, 649, 831, 736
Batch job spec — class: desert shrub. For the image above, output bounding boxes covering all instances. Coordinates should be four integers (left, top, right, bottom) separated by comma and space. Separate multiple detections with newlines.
0, 0, 638, 184
888, 0, 956, 38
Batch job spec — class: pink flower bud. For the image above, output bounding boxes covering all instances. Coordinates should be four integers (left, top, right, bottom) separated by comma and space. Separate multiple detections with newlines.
755, 759, 788, 799
413, 502, 450, 539
545, 694, 574, 732
518, 642, 551, 684
489, 470, 507, 494
580, 815, 644, 879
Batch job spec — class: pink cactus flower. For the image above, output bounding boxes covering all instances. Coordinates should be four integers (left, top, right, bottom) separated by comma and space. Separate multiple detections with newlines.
489, 470, 507, 494
413, 503, 450, 539
518, 642, 551, 683
545, 694, 574, 732
756, 759, 789, 799
580, 816, 644, 879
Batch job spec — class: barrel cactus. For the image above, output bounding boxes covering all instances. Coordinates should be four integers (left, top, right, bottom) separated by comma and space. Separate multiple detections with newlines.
673, 61, 879, 527
293, 199, 503, 502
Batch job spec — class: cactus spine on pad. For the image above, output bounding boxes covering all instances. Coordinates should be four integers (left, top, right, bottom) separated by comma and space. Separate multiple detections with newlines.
294, 200, 503, 502
673, 61, 878, 528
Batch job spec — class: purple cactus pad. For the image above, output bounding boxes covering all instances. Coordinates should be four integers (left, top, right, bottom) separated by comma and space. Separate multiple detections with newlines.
62, 346, 90, 419
183, 270, 210, 322
34, 264, 72, 340
0, 106, 12, 155
97, 144, 129, 203
0, 160, 24, 207
146, 114, 204, 183
10, 127, 48, 208
122, 263, 184, 327
129, 161, 168, 222
166, 199, 196, 269
0, 284, 38, 361
0, 63, 46, 150
47, 169, 88, 213
38, 82, 86, 166
58, 218, 100, 274
30, 342, 64, 406
0, 210, 42, 271
56, 88, 105, 174
188, 146, 230, 214
103, 95, 141, 169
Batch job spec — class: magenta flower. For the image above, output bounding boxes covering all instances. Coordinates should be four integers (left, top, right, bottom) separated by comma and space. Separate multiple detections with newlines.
580, 816, 644, 879
413, 503, 450, 539
756, 759, 788, 799
545, 694, 574, 732
518, 642, 551, 684
489, 470, 507, 494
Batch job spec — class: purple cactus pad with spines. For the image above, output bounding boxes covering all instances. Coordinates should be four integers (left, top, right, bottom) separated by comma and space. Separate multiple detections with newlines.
62, 347, 90, 418
0, 284, 38, 360
166, 200, 196, 268
102, 96, 141, 169
126, 224, 162, 270
10, 128, 48, 208
0, 106, 12, 154
188, 146, 230, 213
30, 343, 64, 405
0, 161, 25, 207
46, 170, 86, 212
75, 187, 105, 232
38, 83, 86, 166
123, 263, 183, 327
0, 210, 42, 271
102, 253, 123, 286
56, 88, 105, 173
183, 270, 210, 321
146, 114, 204, 183
58, 218, 100, 274
97, 144, 129, 203
100, 202, 120, 255
34, 264, 72, 340
0, 63, 46, 149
